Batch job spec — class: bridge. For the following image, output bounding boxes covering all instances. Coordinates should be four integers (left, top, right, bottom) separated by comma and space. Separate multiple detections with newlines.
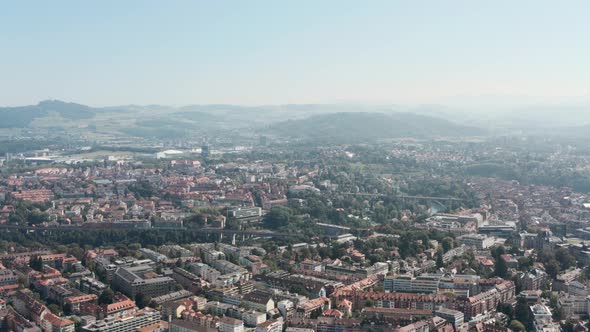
0, 224, 293, 238
341, 193, 465, 201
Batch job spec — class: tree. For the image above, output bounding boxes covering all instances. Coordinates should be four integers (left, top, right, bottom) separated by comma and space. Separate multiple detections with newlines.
517, 257, 533, 271
492, 245, 506, 259
545, 260, 560, 279
17, 276, 26, 288
562, 320, 575, 332
127, 180, 157, 199
27, 209, 48, 225
509, 320, 526, 332
555, 247, 576, 271
538, 248, 555, 264
497, 303, 514, 320
514, 298, 531, 329
55, 245, 68, 253
441, 237, 454, 253
135, 293, 151, 309
48, 304, 61, 315
185, 214, 206, 228
98, 288, 114, 305
63, 303, 73, 315
436, 250, 444, 269
553, 306, 563, 320
67, 244, 85, 261
29, 256, 43, 271
263, 206, 295, 229
495, 256, 508, 278
549, 293, 559, 308
95, 267, 108, 283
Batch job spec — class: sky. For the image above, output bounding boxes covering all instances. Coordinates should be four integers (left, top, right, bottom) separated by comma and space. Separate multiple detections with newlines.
1, 0, 590, 107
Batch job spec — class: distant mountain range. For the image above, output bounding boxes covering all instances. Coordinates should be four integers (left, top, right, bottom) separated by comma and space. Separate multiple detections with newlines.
3, 100, 590, 140
263, 112, 482, 143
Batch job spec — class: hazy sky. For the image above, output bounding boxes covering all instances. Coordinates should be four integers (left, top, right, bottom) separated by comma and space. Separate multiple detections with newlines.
1, 1, 589, 106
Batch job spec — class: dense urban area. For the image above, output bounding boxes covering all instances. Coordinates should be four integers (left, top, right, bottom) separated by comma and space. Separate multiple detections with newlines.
1, 111, 590, 332
4, 0, 590, 330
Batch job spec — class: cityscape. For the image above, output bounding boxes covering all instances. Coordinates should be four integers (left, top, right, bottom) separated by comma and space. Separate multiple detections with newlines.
2, 2, 590, 332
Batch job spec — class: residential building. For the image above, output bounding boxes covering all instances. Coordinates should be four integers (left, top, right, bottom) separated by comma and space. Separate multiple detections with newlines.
384, 273, 479, 296
169, 319, 217, 332
242, 311, 266, 327
457, 234, 495, 249
172, 267, 205, 293
557, 295, 590, 317
296, 297, 331, 318
520, 269, 547, 291
567, 280, 589, 296
82, 308, 161, 332
361, 308, 432, 326
255, 317, 283, 332
41, 312, 75, 332
0, 269, 18, 286
112, 265, 175, 299
554, 269, 582, 292
242, 290, 275, 313
151, 290, 193, 306
434, 308, 464, 327
219, 317, 243, 332
80, 277, 108, 295
138, 249, 168, 263
530, 304, 559, 332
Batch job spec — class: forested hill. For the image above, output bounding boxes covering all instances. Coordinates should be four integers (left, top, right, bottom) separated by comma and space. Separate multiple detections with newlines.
263, 112, 482, 143
0, 100, 95, 127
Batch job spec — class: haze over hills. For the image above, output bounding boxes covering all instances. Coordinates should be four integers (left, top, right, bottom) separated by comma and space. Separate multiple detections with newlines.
0, 100, 484, 142
263, 112, 483, 143
407, 94, 590, 129
2, 99, 590, 141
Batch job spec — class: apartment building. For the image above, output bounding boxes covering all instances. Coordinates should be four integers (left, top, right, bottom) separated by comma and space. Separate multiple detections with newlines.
255, 317, 283, 332
82, 308, 161, 332
112, 265, 175, 299
219, 317, 244, 332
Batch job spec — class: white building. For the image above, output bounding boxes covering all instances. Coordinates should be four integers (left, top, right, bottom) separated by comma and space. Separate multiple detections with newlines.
530, 304, 559, 332
219, 317, 244, 332
277, 300, 295, 318
457, 234, 495, 249
82, 308, 160, 332
255, 317, 283, 332
242, 310, 267, 327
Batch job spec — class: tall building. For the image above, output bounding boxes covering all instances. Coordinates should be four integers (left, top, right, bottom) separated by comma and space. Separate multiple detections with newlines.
201, 145, 210, 158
